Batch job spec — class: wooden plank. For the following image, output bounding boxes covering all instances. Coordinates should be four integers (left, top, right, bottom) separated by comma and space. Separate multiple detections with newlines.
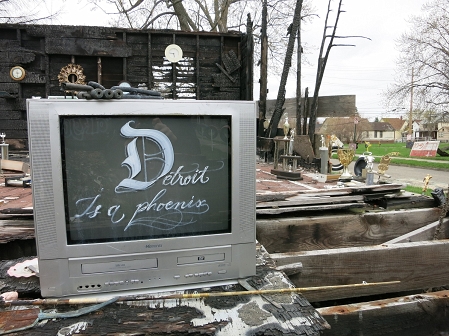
0, 247, 329, 336
257, 208, 441, 253
256, 190, 351, 203
46, 38, 132, 57
257, 195, 364, 208
256, 202, 365, 215
317, 290, 449, 336
1, 159, 30, 173
0, 219, 35, 244
384, 217, 449, 243
271, 240, 449, 302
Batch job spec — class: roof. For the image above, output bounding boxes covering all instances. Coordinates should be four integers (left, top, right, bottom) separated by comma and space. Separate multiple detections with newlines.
382, 118, 407, 131
369, 122, 395, 131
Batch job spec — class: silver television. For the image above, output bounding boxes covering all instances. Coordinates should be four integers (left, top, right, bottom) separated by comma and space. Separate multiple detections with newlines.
27, 99, 256, 297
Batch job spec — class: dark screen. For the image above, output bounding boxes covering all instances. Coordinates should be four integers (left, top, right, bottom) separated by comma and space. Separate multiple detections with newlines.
61, 115, 231, 244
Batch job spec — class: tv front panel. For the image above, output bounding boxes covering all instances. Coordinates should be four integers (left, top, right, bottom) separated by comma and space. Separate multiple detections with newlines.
27, 100, 256, 297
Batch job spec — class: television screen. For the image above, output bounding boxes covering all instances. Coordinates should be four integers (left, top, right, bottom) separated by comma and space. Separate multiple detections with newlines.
61, 115, 231, 244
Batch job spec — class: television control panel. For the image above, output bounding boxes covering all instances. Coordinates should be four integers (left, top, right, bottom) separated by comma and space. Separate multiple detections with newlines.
38, 244, 254, 297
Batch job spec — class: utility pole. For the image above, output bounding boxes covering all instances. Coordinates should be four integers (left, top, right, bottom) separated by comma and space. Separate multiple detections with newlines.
408, 67, 414, 138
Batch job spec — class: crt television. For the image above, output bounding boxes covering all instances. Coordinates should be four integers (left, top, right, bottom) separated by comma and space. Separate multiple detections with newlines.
27, 99, 256, 297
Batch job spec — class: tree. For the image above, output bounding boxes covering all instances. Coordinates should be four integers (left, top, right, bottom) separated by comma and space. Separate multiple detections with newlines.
263, 0, 303, 138
385, 0, 449, 118
307, 0, 369, 146
91, 0, 262, 32
90, 0, 311, 72
0, 0, 61, 24
319, 116, 368, 144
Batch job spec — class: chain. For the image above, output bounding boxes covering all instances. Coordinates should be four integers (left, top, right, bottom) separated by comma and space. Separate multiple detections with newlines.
433, 186, 449, 240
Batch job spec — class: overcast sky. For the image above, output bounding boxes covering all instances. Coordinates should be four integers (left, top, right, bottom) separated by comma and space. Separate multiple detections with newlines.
51, 0, 425, 120
284, 0, 425, 120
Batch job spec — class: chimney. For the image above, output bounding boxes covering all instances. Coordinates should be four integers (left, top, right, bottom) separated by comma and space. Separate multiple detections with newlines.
400, 115, 402, 120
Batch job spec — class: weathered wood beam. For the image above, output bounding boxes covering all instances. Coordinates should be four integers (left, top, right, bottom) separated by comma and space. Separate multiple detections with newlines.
257, 208, 441, 252
257, 194, 364, 208
271, 240, 449, 302
317, 290, 449, 336
257, 202, 364, 215
385, 217, 449, 244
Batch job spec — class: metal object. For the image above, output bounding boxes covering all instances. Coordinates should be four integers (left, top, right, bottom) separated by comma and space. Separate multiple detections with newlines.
0, 136, 8, 161
58, 63, 86, 86
283, 115, 289, 139
422, 174, 432, 194
319, 147, 329, 174
337, 148, 355, 181
377, 152, 400, 176
366, 171, 375, 185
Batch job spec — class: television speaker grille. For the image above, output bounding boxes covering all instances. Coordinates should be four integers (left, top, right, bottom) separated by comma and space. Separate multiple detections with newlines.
29, 110, 59, 257
238, 115, 256, 238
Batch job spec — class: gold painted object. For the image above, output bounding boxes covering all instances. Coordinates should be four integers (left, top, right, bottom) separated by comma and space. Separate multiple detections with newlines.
58, 63, 86, 86
337, 148, 355, 180
377, 152, 400, 175
422, 174, 432, 193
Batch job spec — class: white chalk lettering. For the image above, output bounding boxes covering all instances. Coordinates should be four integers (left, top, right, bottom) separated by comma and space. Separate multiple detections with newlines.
107, 205, 125, 223
162, 165, 209, 186
74, 194, 102, 219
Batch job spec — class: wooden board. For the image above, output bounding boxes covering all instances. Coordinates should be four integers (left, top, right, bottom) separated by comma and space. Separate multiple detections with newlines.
257, 208, 441, 252
0, 247, 329, 336
1, 159, 30, 173
271, 240, 449, 303
385, 218, 449, 244
317, 290, 449, 336
256, 202, 365, 215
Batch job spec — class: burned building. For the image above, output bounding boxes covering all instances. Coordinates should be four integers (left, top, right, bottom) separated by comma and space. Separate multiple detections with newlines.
0, 24, 253, 149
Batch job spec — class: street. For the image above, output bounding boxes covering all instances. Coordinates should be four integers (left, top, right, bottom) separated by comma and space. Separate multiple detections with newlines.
348, 160, 449, 190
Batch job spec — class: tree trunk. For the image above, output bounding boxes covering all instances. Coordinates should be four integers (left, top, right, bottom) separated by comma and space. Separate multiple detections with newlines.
308, 0, 343, 146
167, 0, 198, 31
265, 0, 303, 138
296, 14, 302, 135
258, 0, 268, 137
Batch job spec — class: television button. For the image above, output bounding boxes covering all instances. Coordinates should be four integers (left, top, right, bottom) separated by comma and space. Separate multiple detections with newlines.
178, 253, 225, 265
218, 270, 227, 274
194, 273, 199, 277
119, 281, 124, 285
207, 272, 212, 276
104, 282, 110, 286
174, 275, 180, 279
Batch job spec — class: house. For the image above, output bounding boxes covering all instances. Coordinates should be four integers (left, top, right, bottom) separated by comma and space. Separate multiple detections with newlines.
318, 117, 395, 144
413, 120, 438, 140
437, 122, 449, 142
381, 117, 408, 142
364, 122, 395, 143
318, 117, 370, 143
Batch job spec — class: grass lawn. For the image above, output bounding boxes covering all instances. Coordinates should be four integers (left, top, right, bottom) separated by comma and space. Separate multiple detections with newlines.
332, 142, 449, 171
354, 142, 449, 160
403, 185, 434, 197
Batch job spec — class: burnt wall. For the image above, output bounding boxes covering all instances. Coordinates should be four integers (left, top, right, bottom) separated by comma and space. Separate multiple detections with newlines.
0, 24, 253, 149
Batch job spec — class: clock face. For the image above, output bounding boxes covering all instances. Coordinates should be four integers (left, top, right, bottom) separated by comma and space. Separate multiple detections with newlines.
165, 44, 183, 63
10, 66, 25, 81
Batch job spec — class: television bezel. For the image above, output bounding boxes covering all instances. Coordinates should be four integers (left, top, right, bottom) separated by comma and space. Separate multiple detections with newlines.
28, 99, 256, 261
